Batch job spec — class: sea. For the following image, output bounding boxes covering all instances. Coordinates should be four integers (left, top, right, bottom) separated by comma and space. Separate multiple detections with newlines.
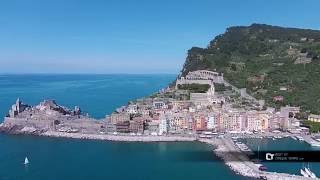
0, 74, 247, 180
243, 137, 320, 176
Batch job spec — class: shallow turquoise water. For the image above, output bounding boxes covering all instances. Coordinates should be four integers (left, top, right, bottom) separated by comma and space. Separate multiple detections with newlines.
0, 74, 245, 180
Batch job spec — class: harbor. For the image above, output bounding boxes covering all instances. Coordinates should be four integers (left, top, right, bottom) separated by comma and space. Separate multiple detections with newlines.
1, 72, 320, 180
7, 125, 319, 179
200, 137, 314, 180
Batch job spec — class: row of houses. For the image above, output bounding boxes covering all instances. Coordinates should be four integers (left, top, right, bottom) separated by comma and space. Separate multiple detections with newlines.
105, 97, 301, 135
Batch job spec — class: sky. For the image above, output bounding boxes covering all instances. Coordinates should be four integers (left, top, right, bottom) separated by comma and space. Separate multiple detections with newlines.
0, 0, 319, 74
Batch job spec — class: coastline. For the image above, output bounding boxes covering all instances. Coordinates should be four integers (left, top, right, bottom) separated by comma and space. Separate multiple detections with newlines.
41, 131, 197, 142
199, 138, 311, 180
0, 127, 312, 180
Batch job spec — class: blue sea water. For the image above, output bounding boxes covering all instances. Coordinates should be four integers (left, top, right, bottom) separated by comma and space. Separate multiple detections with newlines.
0, 74, 245, 180
244, 138, 320, 176
0, 74, 175, 119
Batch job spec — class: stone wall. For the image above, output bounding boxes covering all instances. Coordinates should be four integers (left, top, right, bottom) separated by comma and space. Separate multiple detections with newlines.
3, 117, 52, 129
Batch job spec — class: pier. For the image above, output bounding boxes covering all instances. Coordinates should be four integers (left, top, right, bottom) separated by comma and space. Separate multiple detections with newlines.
200, 137, 314, 180
302, 135, 320, 147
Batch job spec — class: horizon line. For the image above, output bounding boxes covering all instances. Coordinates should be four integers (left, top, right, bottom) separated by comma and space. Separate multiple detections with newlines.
0, 72, 179, 75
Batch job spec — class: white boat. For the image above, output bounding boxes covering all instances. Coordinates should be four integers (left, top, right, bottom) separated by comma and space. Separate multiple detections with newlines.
291, 136, 297, 140
305, 167, 317, 178
301, 169, 310, 177
24, 157, 29, 165
310, 141, 320, 147
296, 136, 304, 141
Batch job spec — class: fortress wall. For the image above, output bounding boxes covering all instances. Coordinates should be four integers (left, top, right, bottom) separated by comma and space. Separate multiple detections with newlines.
60, 118, 106, 133
4, 117, 52, 128
4, 117, 106, 132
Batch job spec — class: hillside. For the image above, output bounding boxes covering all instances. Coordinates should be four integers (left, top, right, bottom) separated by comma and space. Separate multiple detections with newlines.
180, 23, 320, 116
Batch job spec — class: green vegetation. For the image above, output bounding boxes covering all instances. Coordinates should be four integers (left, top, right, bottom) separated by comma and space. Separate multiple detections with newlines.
181, 23, 320, 114
214, 83, 232, 92
303, 121, 320, 133
177, 84, 210, 93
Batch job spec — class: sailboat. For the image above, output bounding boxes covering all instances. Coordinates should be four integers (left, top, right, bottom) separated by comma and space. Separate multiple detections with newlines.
304, 163, 317, 179
24, 157, 29, 165
300, 163, 317, 178
300, 168, 309, 177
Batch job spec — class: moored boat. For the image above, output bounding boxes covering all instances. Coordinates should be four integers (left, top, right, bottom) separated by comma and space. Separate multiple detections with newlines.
310, 141, 320, 147
300, 168, 309, 177
296, 136, 304, 141
258, 165, 267, 171
291, 136, 297, 140
305, 167, 317, 178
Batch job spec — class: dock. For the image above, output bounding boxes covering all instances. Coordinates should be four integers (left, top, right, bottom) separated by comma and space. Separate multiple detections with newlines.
200, 137, 314, 180
302, 135, 320, 147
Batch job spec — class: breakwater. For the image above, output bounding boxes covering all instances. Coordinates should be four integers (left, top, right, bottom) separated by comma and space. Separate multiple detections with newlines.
200, 138, 312, 180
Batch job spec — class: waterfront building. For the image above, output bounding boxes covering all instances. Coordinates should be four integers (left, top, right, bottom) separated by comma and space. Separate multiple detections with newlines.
194, 114, 207, 131
105, 122, 116, 133
258, 111, 270, 131
129, 119, 144, 133
109, 113, 130, 124
269, 111, 290, 131
168, 116, 178, 132
159, 114, 168, 135
246, 111, 261, 132
228, 111, 243, 132
219, 112, 229, 132
147, 121, 159, 134
116, 121, 130, 133
169, 112, 188, 130
207, 116, 215, 130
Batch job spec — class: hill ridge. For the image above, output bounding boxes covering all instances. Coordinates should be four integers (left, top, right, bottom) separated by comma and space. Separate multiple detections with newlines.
180, 23, 320, 116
